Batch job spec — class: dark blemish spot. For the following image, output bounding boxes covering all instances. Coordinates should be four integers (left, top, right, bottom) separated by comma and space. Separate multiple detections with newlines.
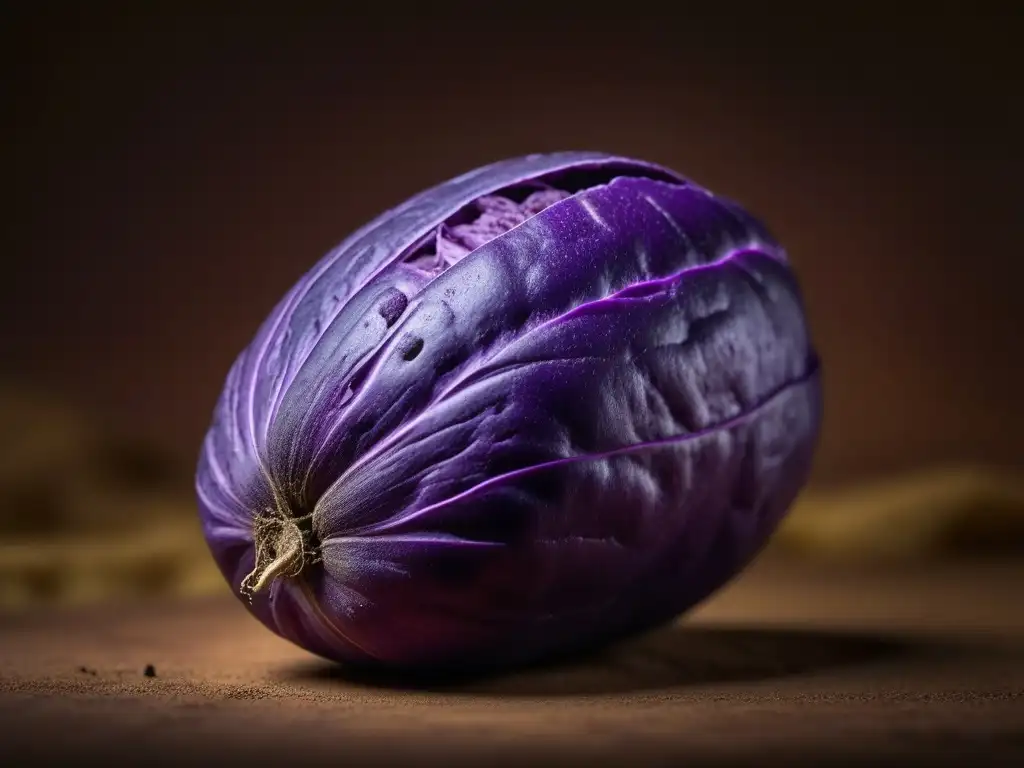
143, 664, 157, 678
378, 290, 408, 327
401, 337, 425, 362
363, 320, 370, 329
78, 666, 97, 676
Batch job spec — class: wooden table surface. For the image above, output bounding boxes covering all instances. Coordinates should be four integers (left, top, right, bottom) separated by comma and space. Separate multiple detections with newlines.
2, 554, 1022, 767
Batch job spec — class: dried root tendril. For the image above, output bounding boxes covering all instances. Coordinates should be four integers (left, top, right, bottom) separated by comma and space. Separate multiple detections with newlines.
239, 507, 320, 602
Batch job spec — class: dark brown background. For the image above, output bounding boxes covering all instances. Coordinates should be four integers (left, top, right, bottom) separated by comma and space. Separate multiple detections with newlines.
3, 7, 1022, 487
3, 13, 1024, 765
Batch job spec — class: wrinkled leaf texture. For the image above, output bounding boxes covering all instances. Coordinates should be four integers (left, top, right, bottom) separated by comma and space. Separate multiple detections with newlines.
196, 152, 821, 669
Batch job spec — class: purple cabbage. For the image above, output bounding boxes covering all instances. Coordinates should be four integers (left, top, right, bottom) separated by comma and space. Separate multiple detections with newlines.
196, 152, 822, 672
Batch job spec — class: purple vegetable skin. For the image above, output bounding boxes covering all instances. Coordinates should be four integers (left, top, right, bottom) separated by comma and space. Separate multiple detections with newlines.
196, 152, 821, 671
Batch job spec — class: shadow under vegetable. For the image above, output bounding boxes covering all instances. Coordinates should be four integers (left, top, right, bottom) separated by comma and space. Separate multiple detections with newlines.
280, 623, 941, 697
